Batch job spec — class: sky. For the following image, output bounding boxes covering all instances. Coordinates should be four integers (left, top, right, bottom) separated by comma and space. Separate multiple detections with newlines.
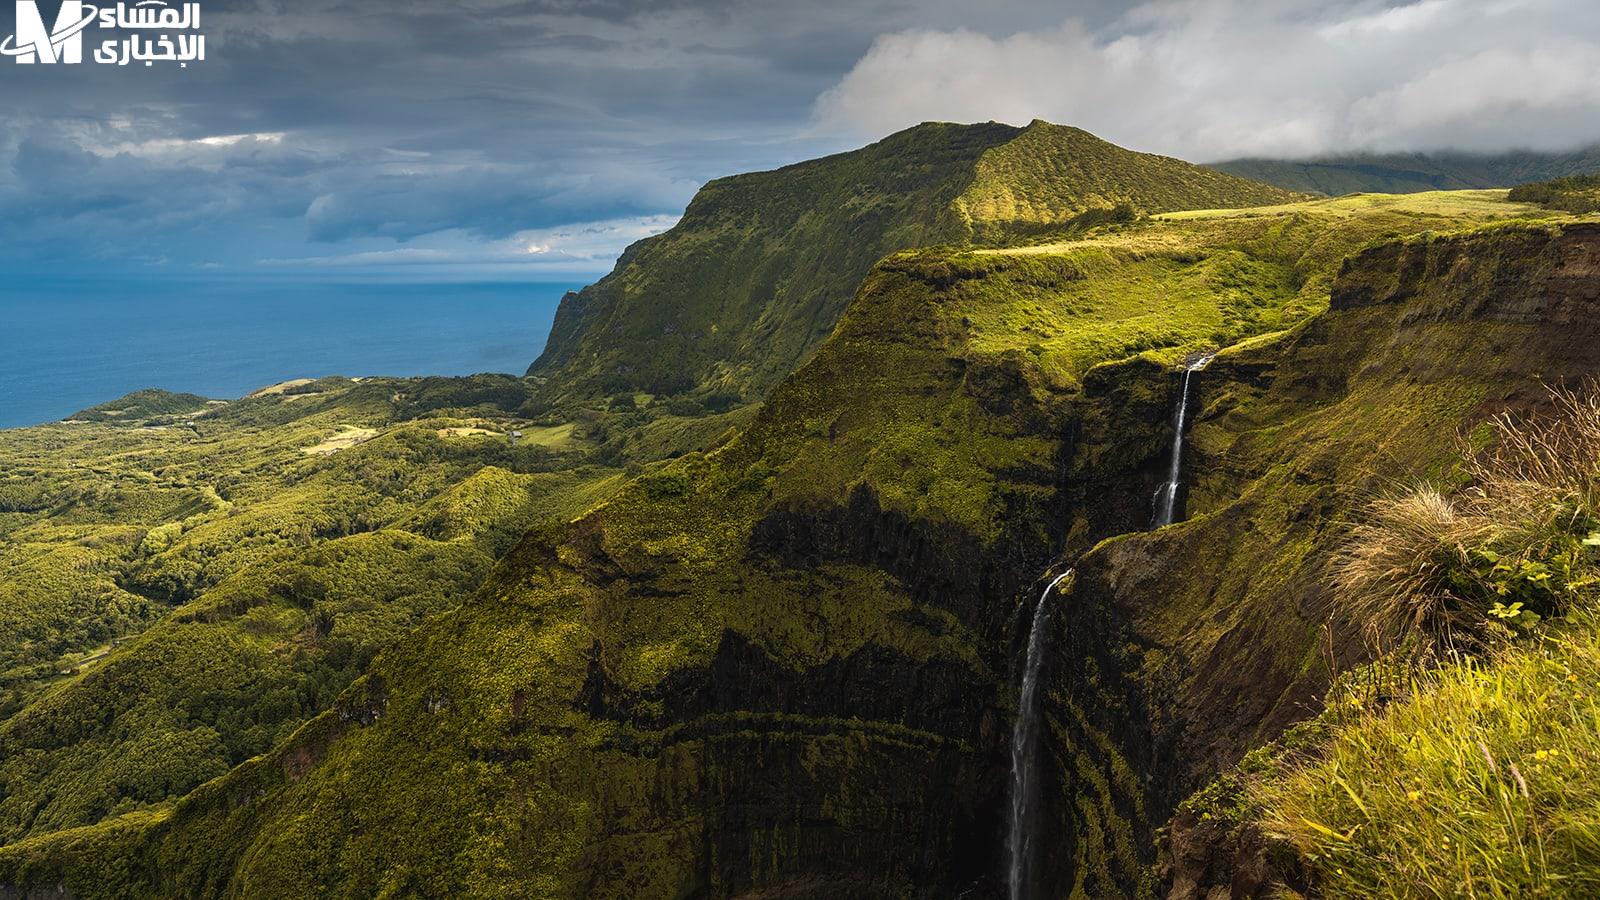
4, 0, 1600, 283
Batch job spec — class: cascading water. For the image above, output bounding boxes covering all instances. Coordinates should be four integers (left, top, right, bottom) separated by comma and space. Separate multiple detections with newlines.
1152, 353, 1215, 528
1008, 568, 1073, 900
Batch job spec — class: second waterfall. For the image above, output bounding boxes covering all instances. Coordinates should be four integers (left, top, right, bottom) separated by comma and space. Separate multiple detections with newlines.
1152, 353, 1215, 528
1008, 569, 1073, 900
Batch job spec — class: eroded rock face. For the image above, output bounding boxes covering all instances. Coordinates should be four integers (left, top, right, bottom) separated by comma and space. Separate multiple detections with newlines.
1035, 222, 1600, 898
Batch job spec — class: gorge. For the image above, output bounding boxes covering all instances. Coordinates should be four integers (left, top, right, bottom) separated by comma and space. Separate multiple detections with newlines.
1, 122, 1598, 898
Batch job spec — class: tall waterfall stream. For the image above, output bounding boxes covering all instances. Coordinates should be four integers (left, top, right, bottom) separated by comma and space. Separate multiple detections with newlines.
1152, 353, 1215, 528
1008, 568, 1074, 900
1007, 353, 1213, 895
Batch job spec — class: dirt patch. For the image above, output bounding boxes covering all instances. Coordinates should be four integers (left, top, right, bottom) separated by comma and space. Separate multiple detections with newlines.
250, 379, 315, 398
301, 426, 378, 456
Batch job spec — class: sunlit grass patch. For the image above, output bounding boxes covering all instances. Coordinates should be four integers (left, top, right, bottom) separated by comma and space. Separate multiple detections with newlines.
1259, 384, 1600, 895
1260, 614, 1600, 898
300, 425, 379, 456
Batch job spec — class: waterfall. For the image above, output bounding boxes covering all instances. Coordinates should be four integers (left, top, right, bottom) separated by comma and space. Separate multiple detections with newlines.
1152, 353, 1215, 528
1008, 568, 1073, 900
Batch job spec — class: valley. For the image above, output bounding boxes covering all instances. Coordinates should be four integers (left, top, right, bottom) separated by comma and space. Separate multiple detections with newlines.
0, 122, 1596, 898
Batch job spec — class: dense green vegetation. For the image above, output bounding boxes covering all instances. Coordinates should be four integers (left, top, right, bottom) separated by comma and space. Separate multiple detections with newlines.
531, 119, 1299, 405
0, 376, 638, 844
3, 120, 1599, 898
1508, 174, 1600, 213
1212, 145, 1600, 195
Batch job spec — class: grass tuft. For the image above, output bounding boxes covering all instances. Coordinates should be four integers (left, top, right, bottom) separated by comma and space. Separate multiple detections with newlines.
1332, 384, 1600, 654
1262, 383, 1600, 895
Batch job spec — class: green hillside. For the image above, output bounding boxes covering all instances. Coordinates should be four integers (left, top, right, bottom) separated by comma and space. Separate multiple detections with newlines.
5, 122, 1600, 899
0, 376, 633, 845
1211, 145, 1600, 195
0, 188, 1578, 898
530, 120, 1299, 405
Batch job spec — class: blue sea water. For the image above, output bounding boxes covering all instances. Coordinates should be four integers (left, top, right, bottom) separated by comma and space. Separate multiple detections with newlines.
0, 278, 584, 429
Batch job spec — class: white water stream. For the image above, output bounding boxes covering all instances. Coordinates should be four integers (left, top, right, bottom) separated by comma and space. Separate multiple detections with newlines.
1008, 568, 1073, 900
1152, 354, 1215, 528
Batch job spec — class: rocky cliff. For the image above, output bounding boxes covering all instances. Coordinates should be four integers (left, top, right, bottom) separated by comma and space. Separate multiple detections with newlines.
1040, 221, 1600, 896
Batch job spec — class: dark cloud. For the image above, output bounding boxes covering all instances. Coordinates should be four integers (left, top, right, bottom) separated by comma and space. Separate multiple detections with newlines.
819, 0, 1600, 160
5, 0, 1592, 279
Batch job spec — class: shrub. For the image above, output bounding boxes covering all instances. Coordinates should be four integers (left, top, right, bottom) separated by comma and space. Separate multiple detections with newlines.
1331, 385, 1600, 654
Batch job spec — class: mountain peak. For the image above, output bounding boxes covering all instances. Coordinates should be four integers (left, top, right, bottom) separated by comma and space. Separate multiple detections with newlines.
529, 122, 1300, 402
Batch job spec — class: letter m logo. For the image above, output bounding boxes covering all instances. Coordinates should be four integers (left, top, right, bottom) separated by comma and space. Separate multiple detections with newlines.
3, 2, 92, 64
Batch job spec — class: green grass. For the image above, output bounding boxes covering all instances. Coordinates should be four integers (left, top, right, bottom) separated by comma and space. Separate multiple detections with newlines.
1259, 614, 1600, 898
531, 119, 1302, 404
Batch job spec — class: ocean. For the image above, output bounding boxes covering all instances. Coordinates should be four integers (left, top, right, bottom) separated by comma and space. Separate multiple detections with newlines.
0, 278, 584, 429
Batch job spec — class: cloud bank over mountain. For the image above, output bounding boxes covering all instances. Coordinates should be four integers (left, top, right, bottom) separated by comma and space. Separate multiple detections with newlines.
4, 0, 1599, 279
817, 0, 1600, 161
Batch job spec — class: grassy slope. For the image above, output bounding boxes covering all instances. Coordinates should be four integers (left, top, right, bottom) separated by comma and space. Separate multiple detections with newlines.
1052, 218, 1600, 896
1258, 612, 1600, 899
0, 193, 1563, 898
0, 377, 627, 845
1210, 146, 1600, 195
530, 120, 1301, 405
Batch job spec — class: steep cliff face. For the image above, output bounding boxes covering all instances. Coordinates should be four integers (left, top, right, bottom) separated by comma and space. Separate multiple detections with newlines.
0, 191, 1563, 897
529, 120, 1300, 404
1034, 221, 1600, 897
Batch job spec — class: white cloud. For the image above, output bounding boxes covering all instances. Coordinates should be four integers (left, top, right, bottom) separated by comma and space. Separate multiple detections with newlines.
1319, 0, 1450, 38
814, 0, 1600, 160
256, 214, 680, 275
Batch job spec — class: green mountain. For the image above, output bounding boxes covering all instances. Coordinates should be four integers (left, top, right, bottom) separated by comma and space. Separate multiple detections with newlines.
530, 120, 1299, 404
4, 125, 1600, 899
1210, 145, 1600, 195
3, 182, 1585, 897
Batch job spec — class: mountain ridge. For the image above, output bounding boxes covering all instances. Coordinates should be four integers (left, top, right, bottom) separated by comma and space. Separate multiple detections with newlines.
530, 120, 1300, 404
1210, 145, 1600, 195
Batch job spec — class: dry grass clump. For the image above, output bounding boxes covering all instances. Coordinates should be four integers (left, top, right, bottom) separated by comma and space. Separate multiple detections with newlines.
1257, 384, 1600, 897
1331, 488, 1493, 651
1332, 384, 1600, 654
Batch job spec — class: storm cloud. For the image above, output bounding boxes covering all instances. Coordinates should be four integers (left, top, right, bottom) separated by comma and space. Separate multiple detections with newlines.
817, 0, 1600, 161
3, 0, 1598, 279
